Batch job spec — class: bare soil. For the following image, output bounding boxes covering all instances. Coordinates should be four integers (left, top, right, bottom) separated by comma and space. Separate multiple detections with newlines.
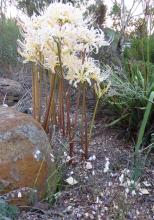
18, 114, 154, 220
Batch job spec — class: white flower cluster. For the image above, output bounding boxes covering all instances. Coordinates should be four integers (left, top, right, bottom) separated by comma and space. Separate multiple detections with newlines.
18, 1, 109, 89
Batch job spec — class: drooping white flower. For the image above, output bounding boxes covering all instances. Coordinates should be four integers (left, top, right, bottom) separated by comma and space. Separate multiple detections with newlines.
65, 57, 105, 87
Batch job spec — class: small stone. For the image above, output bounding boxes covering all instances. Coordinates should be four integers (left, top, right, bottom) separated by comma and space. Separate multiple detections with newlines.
2, 104, 8, 107
140, 188, 149, 195
96, 196, 99, 203
100, 192, 104, 197
65, 177, 78, 185
85, 213, 89, 218
89, 155, 96, 161
66, 156, 71, 162
90, 214, 94, 219
108, 182, 112, 186
125, 188, 129, 194
77, 213, 82, 218
92, 170, 95, 176
136, 210, 140, 215
143, 181, 151, 187
85, 162, 93, 170
119, 174, 124, 184
104, 207, 108, 211
0, 78, 23, 106
65, 205, 72, 213
132, 190, 136, 196
18, 192, 22, 198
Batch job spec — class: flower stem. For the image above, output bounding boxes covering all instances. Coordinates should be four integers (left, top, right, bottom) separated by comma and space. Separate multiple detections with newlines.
89, 97, 100, 142
43, 74, 56, 131
57, 41, 65, 136
32, 63, 36, 119
83, 85, 88, 159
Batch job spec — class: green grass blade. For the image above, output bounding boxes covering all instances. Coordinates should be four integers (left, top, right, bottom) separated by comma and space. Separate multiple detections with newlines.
135, 91, 154, 153
105, 114, 129, 127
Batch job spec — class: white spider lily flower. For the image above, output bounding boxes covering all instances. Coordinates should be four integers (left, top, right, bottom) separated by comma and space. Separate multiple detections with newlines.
45, 2, 85, 26
43, 52, 58, 72
18, 1, 110, 91
18, 27, 41, 63
75, 26, 108, 53
65, 57, 104, 87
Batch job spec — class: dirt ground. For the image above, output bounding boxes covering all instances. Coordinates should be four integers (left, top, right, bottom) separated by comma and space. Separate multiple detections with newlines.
18, 113, 154, 220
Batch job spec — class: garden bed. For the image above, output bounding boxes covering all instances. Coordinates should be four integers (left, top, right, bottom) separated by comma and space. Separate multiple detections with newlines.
18, 114, 154, 220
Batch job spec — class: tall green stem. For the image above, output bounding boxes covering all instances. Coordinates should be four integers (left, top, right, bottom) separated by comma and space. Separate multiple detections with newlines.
89, 97, 100, 142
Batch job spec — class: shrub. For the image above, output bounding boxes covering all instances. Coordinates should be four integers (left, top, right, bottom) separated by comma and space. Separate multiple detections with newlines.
0, 199, 19, 220
108, 61, 154, 130
124, 36, 154, 63
0, 18, 20, 66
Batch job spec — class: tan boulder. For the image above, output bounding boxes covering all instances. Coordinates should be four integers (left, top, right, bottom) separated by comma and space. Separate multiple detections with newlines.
0, 78, 23, 106
0, 107, 56, 205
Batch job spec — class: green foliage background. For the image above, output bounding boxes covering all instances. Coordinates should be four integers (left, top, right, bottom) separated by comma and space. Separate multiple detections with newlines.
124, 36, 154, 63
0, 18, 20, 66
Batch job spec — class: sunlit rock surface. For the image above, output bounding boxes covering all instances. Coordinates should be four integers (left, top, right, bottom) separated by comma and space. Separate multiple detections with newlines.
0, 107, 56, 205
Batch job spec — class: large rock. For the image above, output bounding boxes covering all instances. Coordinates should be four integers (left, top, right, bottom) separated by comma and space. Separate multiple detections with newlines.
0, 107, 56, 205
0, 78, 23, 106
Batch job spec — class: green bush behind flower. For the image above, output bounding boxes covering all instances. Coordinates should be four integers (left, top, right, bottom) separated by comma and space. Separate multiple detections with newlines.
0, 18, 20, 66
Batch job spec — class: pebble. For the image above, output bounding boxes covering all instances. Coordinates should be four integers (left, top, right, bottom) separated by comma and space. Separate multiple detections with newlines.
85, 162, 93, 170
